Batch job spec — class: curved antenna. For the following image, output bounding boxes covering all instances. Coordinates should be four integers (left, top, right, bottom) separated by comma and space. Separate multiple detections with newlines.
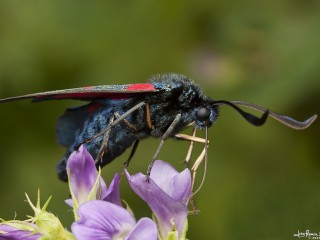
212, 100, 269, 126
230, 100, 317, 130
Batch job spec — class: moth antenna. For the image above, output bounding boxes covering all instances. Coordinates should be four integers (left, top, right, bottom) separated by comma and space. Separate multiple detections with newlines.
212, 100, 269, 126
230, 100, 317, 130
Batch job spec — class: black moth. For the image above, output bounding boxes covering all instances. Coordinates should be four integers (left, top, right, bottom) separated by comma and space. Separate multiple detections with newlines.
0, 73, 317, 185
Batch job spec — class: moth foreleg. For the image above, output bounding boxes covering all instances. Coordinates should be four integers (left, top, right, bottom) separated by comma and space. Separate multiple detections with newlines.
146, 113, 182, 179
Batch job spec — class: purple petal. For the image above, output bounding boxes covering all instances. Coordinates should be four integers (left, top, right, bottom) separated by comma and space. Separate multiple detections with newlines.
67, 145, 108, 204
149, 160, 179, 189
102, 173, 122, 207
0, 224, 41, 240
150, 160, 192, 204
65, 199, 73, 207
72, 200, 136, 240
126, 170, 189, 240
125, 218, 157, 240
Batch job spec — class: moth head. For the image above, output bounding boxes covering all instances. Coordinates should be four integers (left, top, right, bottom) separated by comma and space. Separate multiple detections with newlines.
194, 104, 218, 128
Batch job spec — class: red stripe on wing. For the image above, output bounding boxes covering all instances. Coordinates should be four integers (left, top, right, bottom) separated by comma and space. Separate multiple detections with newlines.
125, 83, 156, 91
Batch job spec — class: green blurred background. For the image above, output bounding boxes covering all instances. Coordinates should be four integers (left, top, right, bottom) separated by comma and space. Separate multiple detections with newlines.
0, 1, 319, 239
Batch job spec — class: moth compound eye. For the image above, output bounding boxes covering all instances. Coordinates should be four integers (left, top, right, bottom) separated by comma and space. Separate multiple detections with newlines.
196, 107, 211, 121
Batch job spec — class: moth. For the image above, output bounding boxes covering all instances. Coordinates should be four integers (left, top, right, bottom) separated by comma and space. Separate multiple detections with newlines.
0, 73, 317, 188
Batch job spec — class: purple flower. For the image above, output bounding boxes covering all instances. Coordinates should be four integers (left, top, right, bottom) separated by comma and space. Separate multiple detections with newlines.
72, 200, 157, 240
66, 145, 121, 208
126, 160, 192, 240
0, 223, 41, 240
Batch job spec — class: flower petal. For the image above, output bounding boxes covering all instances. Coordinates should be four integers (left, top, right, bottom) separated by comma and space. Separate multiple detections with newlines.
126, 169, 189, 240
150, 160, 192, 204
67, 145, 108, 205
102, 173, 122, 207
149, 160, 179, 191
125, 218, 157, 240
0, 223, 41, 240
72, 200, 136, 240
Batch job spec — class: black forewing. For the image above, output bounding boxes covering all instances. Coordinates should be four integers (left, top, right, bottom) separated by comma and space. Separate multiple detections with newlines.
0, 83, 160, 148
0, 83, 159, 103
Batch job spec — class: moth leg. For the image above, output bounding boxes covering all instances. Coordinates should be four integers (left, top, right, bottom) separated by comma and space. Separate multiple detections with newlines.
96, 110, 140, 163
189, 198, 200, 216
176, 129, 209, 195
174, 133, 207, 144
187, 148, 206, 215
145, 103, 152, 129
190, 147, 206, 190
146, 113, 182, 179
114, 112, 138, 131
95, 102, 145, 175
185, 129, 200, 215
184, 128, 197, 167
114, 112, 141, 169
79, 101, 145, 147
190, 127, 209, 197
175, 128, 209, 210
95, 114, 115, 164
123, 139, 140, 169
175, 131, 208, 167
